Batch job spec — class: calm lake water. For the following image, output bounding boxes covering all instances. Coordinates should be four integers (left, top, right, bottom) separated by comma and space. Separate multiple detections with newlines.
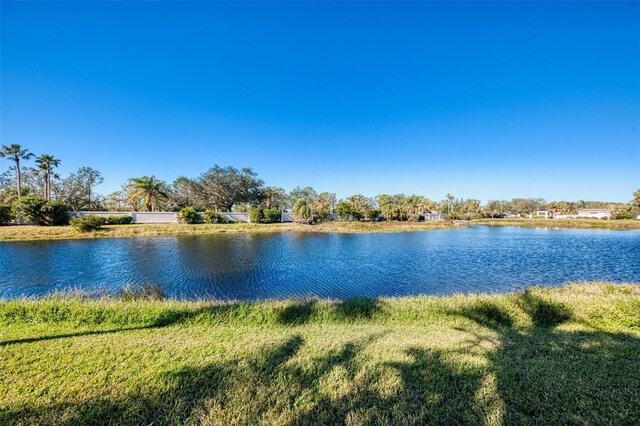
1, 226, 638, 300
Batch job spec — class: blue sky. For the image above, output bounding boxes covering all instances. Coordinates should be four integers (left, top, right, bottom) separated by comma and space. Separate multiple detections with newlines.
1, 1, 639, 202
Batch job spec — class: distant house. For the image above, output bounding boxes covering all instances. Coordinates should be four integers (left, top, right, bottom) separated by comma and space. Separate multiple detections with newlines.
576, 209, 613, 219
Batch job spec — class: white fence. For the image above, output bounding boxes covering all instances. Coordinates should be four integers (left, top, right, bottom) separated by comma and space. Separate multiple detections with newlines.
68, 211, 287, 224
67, 211, 446, 224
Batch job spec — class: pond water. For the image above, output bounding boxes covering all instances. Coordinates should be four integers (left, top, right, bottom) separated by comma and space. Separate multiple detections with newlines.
1, 226, 638, 300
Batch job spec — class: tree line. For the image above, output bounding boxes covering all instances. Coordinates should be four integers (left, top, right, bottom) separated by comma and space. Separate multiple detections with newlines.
1, 144, 639, 225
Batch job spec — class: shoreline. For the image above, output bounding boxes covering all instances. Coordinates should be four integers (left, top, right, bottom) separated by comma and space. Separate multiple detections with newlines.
1, 218, 638, 242
0, 220, 461, 242
471, 218, 640, 230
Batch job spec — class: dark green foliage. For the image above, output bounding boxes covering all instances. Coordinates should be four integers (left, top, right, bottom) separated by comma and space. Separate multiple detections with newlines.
263, 208, 281, 223
42, 200, 70, 225
615, 209, 637, 220
0, 204, 13, 225
70, 216, 107, 232
203, 210, 233, 224
249, 208, 281, 223
249, 207, 265, 223
11, 196, 69, 225
105, 215, 133, 225
12, 196, 47, 225
177, 207, 199, 224
366, 209, 381, 221
335, 201, 352, 220
351, 211, 364, 221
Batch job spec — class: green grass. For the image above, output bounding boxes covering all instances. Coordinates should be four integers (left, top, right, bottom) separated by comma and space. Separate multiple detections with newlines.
473, 217, 640, 230
1, 282, 639, 425
0, 220, 458, 242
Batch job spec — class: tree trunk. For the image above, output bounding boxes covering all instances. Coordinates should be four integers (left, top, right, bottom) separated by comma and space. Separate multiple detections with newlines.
16, 159, 22, 198
47, 166, 51, 200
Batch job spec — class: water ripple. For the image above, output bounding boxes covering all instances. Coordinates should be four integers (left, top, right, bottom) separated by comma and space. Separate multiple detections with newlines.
1, 226, 639, 300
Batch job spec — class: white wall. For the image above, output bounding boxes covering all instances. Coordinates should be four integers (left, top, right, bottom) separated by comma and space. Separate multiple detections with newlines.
67, 211, 293, 223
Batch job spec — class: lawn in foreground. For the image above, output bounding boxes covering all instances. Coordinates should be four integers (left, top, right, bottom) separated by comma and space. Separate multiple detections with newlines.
1, 283, 639, 425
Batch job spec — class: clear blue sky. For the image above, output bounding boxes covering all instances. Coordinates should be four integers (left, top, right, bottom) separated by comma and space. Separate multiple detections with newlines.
1, 1, 639, 202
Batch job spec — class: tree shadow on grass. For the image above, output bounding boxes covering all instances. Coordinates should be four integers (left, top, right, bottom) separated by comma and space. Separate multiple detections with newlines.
452, 292, 640, 424
288, 345, 488, 425
2, 296, 384, 347
0, 326, 155, 347
277, 300, 318, 325
1, 334, 306, 425
276, 297, 383, 325
333, 297, 382, 321
4, 294, 639, 424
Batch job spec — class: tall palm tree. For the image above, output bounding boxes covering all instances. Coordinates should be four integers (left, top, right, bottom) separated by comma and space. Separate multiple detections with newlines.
35, 154, 61, 200
445, 193, 455, 215
127, 176, 168, 212
293, 198, 313, 223
0, 144, 34, 198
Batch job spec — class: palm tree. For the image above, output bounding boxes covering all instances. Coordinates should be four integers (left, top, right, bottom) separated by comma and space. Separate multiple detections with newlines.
127, 176, 168, 212
0, 144, 34, 198
633, 189, 640, 207
445, 193, 455, 215
35, 154, 61, 200
293, 198, 313, 223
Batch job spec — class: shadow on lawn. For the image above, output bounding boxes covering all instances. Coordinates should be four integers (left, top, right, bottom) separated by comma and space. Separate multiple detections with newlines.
3, 293, 640, 425
0, 326, 154, 347
0, 297, 383, 347
276, 297, 382, 325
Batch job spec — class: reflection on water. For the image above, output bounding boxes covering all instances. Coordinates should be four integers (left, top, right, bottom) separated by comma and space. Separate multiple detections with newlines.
1, 226, 639, 300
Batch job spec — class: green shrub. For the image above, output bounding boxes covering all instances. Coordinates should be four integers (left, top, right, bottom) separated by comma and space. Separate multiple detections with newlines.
42, 200, 70, 225
315, 207, 331, 222
615, 210, 633, 220
12, 196, 48, 225
70, 216, 106, 232
203, 210, 233, 224
263, 208, 281, 223
335, 201, 352, 220
0, 204, 13, 225
11, 197, 69, 225
366, 209, 381, 221
249, 208, 264, 223
177, 207, 199, 224
105, 215, 133, 225
351, 211, 364, 221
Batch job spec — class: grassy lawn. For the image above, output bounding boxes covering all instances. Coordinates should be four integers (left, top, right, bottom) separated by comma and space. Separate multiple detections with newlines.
0, 220, 458, 242
1, 282, 639, 425
472, 218, 640, 230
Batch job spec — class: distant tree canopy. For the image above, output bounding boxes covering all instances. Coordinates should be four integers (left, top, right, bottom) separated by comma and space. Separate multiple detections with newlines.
197, 166, 264, 212
52, 167, 104, 211
2, 144, 638, 222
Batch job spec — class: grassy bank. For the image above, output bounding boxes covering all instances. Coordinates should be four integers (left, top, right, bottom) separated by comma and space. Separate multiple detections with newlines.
472, 218, 640, 230
1, 282, 639, 424
0, 220, 458, 242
